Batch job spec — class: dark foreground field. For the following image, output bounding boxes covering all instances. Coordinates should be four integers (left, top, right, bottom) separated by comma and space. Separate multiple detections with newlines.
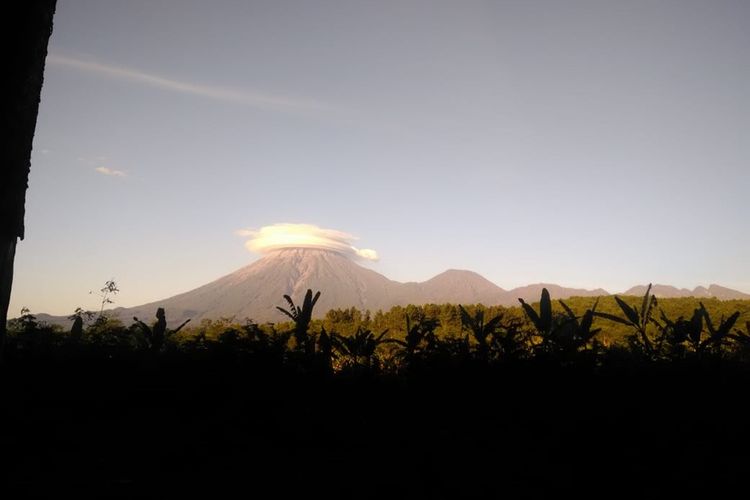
3, 356, 749, 499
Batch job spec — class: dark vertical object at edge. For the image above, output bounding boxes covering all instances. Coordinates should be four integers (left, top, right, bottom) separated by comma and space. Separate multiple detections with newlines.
0, 2, 57, 355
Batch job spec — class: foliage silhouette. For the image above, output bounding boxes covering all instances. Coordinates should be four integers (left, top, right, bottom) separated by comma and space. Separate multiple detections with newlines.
729, 321, 750, 361
4, 272, 750, 500
5, 285, 750, 371
458, 304, 503, 359
67, 307, 94, 341
90, 279, 119, 321
133, 307, 191, 352
331, 326, 390, 371
519, 288, 553, 337
518, 289, 601, 361
699, 303, 739, 354
594, 283, 662, 359
658, 306, 704, 358
553, 298, 602, 357
386, 315, 442, 371
654, 304, 738, 359
18, 306, 38, 332
276, 289, 321, 354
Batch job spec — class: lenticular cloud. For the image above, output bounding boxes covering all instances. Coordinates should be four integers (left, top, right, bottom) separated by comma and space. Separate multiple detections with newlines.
236, 223, 379, 261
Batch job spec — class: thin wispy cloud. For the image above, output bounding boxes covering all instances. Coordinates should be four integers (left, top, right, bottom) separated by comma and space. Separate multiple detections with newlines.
95, 166, 126, 177
47, 53, 327, 113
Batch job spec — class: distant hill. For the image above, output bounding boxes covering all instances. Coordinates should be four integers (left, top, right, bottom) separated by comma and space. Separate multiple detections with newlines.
506, 284, 609, 304
622, 284, 750, 300
418, 269, 507, 305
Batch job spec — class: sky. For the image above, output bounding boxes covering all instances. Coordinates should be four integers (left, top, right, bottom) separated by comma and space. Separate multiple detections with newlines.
10, 0, 750, 316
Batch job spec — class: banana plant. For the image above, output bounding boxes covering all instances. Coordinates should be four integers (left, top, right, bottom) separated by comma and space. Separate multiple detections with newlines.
518, 288, 553, 339
489, 317, 528, 361
388, 315, 441, 367
653, 303, 738, 359
458, 305, 504, 359
555, 299, 601, 353
729, 321, 750, 344
133, 307, 191, 352
331, 327, 390, 370
658, 307, 703, 357
519, 289, 600, 357
593, 284, 661, 358
729, 321, 750, 360
276, 289, 321, 354
698, 304, 739, 354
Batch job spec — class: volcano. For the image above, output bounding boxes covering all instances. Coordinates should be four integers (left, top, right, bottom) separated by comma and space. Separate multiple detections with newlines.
116, 248, 510, 324
117, 248, 399, 324
107, 248, 608, 325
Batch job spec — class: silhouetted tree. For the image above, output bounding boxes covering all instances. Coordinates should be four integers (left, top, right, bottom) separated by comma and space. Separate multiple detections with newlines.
67, 307, 94, 341
133, 307, 191, 352
594, 283, 661, 359
91, 279, 119, 322
458, 304, 503, 359
331, 326, 390, 371
729, 321, 750, 361
518, 290, 601, 361
276, 289, 321, 353
554, 299, 601, 355
388, 315, 441, 370
697, 304, 739, 356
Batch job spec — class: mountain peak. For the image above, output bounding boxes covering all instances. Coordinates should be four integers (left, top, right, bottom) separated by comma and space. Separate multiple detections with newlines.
420, 269, 506, 304
264, 246, 350, 259
706, 284, 750, 300
442, 268, 480, 274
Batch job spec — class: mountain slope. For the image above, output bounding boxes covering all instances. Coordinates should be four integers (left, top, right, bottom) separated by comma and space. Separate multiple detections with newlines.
110, 249, 610, 324
120, 248, 412, 324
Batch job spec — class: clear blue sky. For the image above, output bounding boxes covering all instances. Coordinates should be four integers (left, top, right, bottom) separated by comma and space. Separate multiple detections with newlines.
11, 0, 750, 315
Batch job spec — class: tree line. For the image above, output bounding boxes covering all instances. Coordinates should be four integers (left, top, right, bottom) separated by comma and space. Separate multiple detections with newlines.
6, 285, 750, 371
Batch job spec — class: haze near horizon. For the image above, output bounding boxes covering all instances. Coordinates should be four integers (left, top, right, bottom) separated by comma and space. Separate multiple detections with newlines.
10, 0, 750, 316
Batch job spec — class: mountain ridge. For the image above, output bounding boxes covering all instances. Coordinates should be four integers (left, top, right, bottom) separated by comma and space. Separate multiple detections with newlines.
622, 283, 750, 300
30, 248, 750, 326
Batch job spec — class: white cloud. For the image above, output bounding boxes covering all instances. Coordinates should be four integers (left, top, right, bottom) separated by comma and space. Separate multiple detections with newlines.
48, 53, 327, 113
95, 166, 126, 177
236, 223, 379, 261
